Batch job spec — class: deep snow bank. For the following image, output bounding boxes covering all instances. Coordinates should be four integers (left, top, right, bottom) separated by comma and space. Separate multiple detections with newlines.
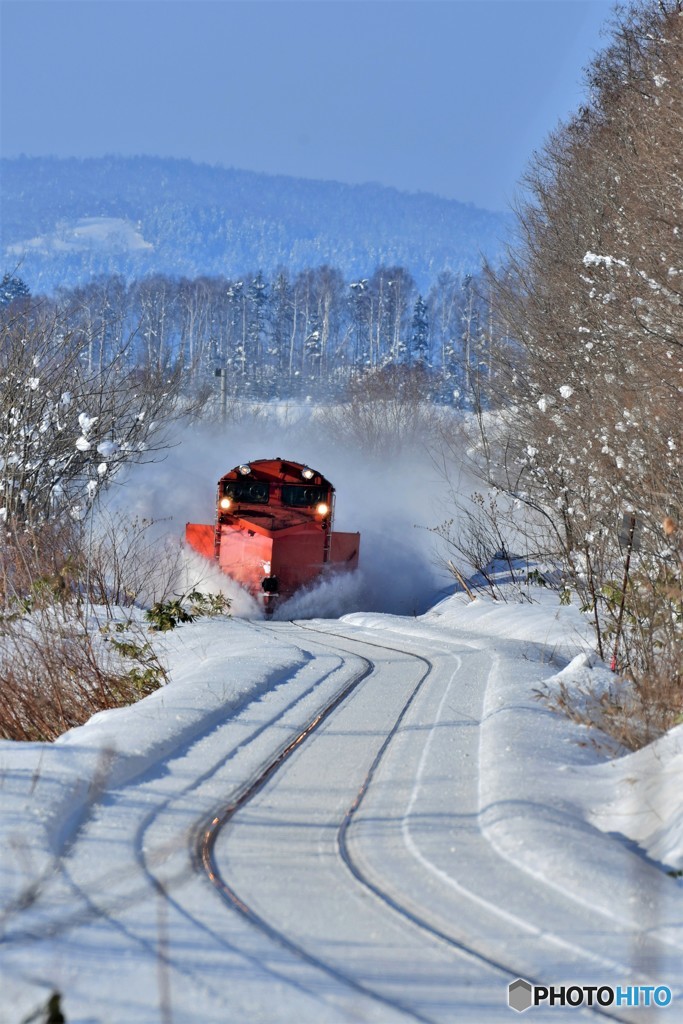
342, 588, 683, 875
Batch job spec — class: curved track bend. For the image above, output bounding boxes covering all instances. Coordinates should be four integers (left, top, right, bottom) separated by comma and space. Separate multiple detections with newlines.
4, 617, 678, 1023
203, 620, 652, 1023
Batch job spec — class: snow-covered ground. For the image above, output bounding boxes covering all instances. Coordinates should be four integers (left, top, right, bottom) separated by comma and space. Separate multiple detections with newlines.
1, 582, 681, 1023
7, 216, 154, 256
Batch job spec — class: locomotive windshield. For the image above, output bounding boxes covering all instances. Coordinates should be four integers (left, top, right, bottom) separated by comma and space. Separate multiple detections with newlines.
281, 484, 328, 508
223, 479, 270, 504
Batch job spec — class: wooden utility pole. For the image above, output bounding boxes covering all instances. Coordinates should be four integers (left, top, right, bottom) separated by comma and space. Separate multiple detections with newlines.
215, 367, 227, 422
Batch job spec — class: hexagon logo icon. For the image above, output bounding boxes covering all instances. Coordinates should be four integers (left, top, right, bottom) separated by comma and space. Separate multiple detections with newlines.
508, 978, 533, 1012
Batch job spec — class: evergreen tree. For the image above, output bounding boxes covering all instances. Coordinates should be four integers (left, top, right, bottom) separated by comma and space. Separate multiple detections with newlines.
269, 271, 295, 378
349, 278, 371, 371
410, 294, 430, 366
0, 272, 30, 307
246, 271, 268, 385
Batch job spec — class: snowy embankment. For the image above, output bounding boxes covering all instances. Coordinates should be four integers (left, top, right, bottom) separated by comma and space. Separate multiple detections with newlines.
582, 728, 683, 872
430, 593, 683, 875
346, 591, 683, 874
348, 593, 683, 872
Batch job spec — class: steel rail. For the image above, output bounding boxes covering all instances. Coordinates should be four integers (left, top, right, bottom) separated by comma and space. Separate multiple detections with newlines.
198, 644, 436, 1024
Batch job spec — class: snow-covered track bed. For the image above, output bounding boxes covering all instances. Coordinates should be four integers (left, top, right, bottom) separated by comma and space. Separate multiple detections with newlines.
197, 633, 427, 1023
3, 612, 681, 1022
1, 623, 380, 1022
280, 618, 680, 1023
207, 622, 603, 1023
205, 619, 675, 1024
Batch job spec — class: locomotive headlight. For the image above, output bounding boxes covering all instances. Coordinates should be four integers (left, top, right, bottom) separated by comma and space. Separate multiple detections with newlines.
301, 467, 315, 480
238, 464, 251, 475
316, 502, 329, 516
219, 496, 232, 510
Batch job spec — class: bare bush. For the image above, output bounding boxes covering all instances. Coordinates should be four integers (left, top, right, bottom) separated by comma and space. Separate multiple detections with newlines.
0, 511, 231, 742
320, 365, 448, 457
87, 511, 186, 611
0, 518, 83, 613
0, 605, 167, 742
536, 661, 683, 753
432, 490, 524, 600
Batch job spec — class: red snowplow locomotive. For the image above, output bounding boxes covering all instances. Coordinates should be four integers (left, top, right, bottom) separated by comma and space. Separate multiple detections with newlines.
185, 458, 360, 613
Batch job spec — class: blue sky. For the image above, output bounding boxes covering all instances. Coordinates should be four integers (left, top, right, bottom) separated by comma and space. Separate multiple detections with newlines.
1, 1, 615, 210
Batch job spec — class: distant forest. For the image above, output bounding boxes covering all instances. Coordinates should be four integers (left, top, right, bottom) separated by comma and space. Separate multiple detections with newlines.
1, 264, 500, 405
0, 156, 511, 295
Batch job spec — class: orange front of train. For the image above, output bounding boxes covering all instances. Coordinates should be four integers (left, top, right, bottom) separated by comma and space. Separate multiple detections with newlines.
185, 458, 360, 613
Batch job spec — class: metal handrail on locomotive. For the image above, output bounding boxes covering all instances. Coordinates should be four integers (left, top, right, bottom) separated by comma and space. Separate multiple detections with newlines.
185, 458, 360, 611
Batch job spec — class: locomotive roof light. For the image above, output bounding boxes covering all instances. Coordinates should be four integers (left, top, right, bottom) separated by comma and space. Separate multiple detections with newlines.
219, 496, 232, 510
301, 467, 315, 480
238, 464, 252, 475
316, 502, 329, 516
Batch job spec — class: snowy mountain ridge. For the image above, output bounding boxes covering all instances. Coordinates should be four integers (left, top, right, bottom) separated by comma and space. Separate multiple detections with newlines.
1, 155, 512, 295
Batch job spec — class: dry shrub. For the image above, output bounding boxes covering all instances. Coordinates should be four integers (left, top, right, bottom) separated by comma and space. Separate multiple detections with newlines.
0, 515, 170, 741
0, 606, 167, 742
631, 661, 683, 743
0, 519, 83, 612
431, 489, 527, 599
537, 517, 682, 750
537, 657, 683, 753
87, 510, 185, 610
0, 509, 234, 742
320, 365, 447, 457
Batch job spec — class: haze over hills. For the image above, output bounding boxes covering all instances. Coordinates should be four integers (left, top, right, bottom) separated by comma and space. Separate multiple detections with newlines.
1, 156, 512, 295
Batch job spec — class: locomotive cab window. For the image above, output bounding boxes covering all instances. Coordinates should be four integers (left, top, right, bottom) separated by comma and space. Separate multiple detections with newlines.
223, 480, 270, 504
281, 484, 328, 508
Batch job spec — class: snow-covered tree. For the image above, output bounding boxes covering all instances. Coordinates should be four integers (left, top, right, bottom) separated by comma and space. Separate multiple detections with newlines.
410, 295, 429, 366
0, 302, 182, 530
0, 273, 30, 307
487, 0, 682, 682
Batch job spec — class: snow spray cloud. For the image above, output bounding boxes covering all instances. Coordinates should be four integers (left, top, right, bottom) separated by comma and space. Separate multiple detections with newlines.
105, 404, 476, 619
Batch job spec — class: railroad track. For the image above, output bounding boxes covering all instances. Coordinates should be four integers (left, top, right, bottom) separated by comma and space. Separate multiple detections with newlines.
199, 620, 642, 1023
4, 618, 663, 1021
